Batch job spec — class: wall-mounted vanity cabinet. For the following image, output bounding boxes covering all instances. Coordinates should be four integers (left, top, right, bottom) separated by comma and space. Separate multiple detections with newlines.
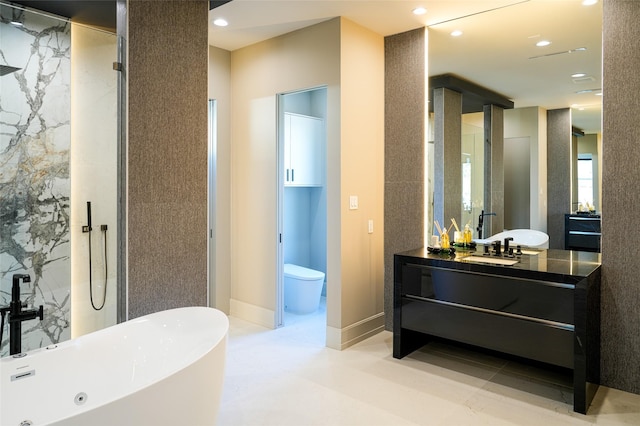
284, 112, 323, 187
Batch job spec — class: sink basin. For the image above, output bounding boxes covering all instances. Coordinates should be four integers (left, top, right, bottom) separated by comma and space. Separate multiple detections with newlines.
463, 256, 519, 266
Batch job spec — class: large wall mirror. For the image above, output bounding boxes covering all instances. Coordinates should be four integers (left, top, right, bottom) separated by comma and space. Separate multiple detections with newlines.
427, 0, 602, 237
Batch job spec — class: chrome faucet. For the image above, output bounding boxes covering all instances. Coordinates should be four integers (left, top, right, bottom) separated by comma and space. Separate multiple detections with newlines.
4, 274, 44, 355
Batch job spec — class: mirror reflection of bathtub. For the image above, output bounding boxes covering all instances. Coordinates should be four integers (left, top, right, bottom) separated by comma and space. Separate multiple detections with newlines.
475, 229, 550, 249
1, 307, 228, 426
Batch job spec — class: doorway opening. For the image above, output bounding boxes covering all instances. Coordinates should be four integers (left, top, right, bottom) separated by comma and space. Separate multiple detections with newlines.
276, 87, 327, 343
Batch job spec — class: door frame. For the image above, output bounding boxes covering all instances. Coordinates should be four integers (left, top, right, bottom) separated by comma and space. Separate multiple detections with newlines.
208, 99, 217, 308
275, 85, 327, 328
276, 93, 285, 327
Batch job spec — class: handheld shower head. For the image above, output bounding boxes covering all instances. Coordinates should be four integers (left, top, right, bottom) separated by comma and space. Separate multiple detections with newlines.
0, 65, 22, 76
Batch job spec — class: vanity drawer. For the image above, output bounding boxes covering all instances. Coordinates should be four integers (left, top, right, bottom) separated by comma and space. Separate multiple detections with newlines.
401, 295, 574, 369
401, 264, 574, 325
565, 215, 602, 252
566, 232, 601, 251
566, 216, 601, 233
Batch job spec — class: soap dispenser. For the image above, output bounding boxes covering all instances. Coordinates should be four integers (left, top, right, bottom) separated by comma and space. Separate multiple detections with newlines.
463, 224, 472, 245
440, 231, 450, 249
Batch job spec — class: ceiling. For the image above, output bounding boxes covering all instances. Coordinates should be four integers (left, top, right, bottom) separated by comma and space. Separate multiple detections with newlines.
208, 0, 602, 133
6, 1, 231, 32
5, 1, 602, 133
8, 0, 117, 32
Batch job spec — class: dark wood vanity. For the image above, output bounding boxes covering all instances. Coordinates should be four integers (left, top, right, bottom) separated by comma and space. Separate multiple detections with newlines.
393, 248, 601, 414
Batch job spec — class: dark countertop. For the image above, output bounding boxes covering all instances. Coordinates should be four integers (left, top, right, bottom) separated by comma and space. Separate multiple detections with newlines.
395, 247, 601, 284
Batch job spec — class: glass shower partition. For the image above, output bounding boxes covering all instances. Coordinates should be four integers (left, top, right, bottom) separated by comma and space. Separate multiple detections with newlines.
0, 3, 118, 356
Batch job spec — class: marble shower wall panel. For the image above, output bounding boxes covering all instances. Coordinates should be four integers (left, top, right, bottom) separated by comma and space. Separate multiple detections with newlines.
0, 6, 71, 355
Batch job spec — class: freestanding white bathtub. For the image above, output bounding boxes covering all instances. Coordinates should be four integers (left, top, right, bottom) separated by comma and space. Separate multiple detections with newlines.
0, 306, 228, 426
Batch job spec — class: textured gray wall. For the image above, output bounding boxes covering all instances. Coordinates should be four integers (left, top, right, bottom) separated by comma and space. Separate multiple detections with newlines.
384, 29, 425, 330
546, 108, 571, 249
484, 105, 505, 236
127, 1, 208, 318
433, 88, 462, 230
601, 0, 640, 395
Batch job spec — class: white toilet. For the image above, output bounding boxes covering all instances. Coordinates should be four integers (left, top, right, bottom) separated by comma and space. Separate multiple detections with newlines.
284, 263, 325, 314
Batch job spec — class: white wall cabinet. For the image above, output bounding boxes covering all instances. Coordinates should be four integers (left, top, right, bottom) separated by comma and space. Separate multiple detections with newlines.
284, 113, 323, 187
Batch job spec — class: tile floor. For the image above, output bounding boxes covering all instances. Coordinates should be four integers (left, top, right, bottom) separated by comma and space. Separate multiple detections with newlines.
217, 299, 640, 425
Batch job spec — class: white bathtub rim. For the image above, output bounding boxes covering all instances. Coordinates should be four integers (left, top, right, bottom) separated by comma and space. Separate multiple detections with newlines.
2, 306, 229, 426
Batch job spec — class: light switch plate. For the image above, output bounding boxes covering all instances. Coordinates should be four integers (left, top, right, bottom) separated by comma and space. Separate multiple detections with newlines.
349, 195, 358, 210
368, 220, 374, 234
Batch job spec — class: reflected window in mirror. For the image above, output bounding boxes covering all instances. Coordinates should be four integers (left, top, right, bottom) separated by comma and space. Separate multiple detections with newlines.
577, 154, 594, 208
462, 157, 472, 213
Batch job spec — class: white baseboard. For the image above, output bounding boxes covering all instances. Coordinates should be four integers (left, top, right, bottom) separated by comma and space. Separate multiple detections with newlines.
230, 299, 275, 329
326, 312, 385, 350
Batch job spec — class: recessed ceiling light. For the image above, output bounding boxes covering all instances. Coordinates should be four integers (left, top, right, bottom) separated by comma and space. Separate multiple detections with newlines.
450, 30, 463, 37
536, 40, 551, 47
572, 73, 587, 78
413, 7, 427, 15
582, 0, 598, 6
213, 18, 228, 27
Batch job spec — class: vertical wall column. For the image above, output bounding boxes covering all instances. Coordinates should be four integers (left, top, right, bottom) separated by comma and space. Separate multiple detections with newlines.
384, 28, 425, 331
127, 1, 209, 318
484, 104, 505, 236
433, 88, 462, 229
546, 108, 571, 249
571, 134, 579, 206
601, 0, 640, 395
